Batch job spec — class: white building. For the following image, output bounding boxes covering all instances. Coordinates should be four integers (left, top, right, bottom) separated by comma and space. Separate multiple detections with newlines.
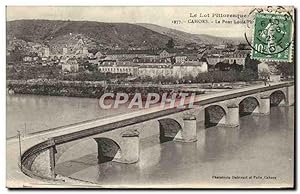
44, 47, 50, 57
174, 55, 187, 63
98, 61, 139, 76
61, 57, 79, 73
23, 56, 32, 62
206, 50, 249, 66
159, 50, 171, 58
83, 47, 88, 56
138, 65, 174, 78
173, 61, 208, 79
97, 55, 208, 79
95, 51, 103, 59
63, 47, 68, 56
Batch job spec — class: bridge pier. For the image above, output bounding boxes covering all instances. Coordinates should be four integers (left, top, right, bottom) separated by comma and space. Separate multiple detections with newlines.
117, 130, 140, 164
175, 116, 197, 142
195, 109, 205, 128
259, 95, 270, 115
286, 85, 294, 106
226, 104, 239, 127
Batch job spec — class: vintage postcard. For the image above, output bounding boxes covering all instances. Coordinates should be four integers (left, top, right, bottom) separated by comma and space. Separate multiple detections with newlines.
6, 6, 295, 188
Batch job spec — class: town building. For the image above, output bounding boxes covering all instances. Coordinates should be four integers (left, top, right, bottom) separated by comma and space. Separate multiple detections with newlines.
173, 59, 208, 79
82, 47, 88, 56
225, 50, 248, 65
94, 51, 104, 59
98, 55, 208, 79
158, 50, 172, 58
105, 49, 158, 60
63, 47, 68, 56
174, 55, 187, 63
213, 44, 227, 50
138, 65, 174, 78
61, 57, 79, 73
133, 58, 172, 66
23, 56, 32, 62
87, 53, 95, 59
98, 60, 139, 76
44, 47, 50, 57
206, 50, 249, 67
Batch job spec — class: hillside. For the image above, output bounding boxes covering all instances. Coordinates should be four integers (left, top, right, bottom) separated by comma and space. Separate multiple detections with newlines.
7, 20, 174, 52
136, 23, 245, 45
7, 20, 245, 55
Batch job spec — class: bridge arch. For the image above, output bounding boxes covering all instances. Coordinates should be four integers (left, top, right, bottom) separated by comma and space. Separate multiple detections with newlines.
204, 104, 227, 128
238, 96, 260, 116
94, 137, 122, 164
55, 138, 98, 164
158, 118, 182, 143
270, 90, 286, 106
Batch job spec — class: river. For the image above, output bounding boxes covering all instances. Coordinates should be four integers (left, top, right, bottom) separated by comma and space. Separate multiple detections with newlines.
6, 94, 294, 187
6, 94, 140, 138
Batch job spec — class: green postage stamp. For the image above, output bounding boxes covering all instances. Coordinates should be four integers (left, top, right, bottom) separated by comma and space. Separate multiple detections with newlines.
251, 12, 293, 62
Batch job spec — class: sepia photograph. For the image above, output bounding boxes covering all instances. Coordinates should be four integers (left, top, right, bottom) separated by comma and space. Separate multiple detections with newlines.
5, 5, 295, 189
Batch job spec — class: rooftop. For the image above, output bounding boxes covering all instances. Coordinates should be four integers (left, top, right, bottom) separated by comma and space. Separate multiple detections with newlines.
133, 58, 171, 63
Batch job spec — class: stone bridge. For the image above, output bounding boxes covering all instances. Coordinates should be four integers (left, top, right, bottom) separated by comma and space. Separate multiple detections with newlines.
14, 81, 294, 182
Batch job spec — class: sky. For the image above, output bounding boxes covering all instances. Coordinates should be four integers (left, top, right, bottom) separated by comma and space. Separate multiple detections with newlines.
6, 6, 294, 38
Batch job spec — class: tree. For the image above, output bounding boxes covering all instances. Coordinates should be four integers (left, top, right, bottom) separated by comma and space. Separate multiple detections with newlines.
84, 62, 97, 72
70, 66, 76, 73
238, 68, 257, 82
244, 54, 260, 72
7, 46, 27, 63
258, 69, 270, 85
215, 62, 230, 71
166, 38, 175, 49
276, 62, 294, 79
237, 43, 247, 50
231, 63, 243, 72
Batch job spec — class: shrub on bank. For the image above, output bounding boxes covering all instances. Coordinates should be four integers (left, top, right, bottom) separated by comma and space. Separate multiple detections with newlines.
135, 69, 257, 84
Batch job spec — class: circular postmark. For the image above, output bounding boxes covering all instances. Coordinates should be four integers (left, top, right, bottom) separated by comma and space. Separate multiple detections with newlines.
244, 6, 294, 61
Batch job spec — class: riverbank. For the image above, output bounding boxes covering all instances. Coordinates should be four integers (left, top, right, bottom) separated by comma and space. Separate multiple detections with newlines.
7, 79, 262, 98
6, 79, 213, 98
